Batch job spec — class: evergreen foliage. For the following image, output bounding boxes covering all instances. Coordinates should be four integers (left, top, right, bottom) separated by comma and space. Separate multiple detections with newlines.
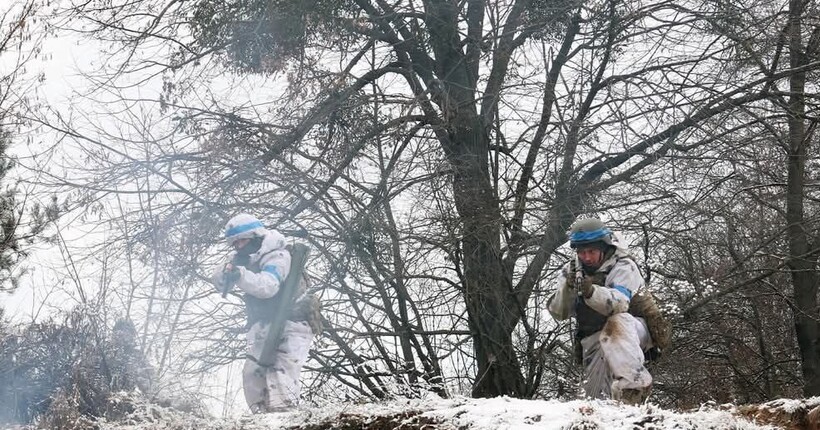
190, 0, 352, 73
0, 129, 23, 292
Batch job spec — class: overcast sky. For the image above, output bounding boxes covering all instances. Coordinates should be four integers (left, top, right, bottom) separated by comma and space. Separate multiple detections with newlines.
5, 13, 128, 321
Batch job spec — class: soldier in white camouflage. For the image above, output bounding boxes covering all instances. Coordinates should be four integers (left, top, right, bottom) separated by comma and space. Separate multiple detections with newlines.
548, 217, 653, 404
211, 213, 321, 413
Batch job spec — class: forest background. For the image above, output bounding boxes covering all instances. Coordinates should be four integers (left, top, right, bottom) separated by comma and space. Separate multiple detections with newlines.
0, 0, 819, 424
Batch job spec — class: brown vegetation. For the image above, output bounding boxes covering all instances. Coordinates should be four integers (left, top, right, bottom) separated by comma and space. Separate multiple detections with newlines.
738, 399, 820, 430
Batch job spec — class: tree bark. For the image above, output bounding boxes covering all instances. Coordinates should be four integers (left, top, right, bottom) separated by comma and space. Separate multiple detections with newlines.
450, 130, 526, 397
423, 0, 526, 397
785, 0, 820, 397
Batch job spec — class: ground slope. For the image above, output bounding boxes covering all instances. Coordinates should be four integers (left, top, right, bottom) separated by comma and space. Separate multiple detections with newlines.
84, 395, 820, 430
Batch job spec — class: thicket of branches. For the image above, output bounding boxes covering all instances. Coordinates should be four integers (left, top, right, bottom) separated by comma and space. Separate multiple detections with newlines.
0, 309, 153, 425
3, 0, 818, 416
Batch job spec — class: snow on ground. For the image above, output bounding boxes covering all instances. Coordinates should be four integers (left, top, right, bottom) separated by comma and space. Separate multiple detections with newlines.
90, 395, 785, 429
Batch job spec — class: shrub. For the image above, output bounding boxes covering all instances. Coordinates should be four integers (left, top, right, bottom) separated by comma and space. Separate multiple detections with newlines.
0, 308, 152, 425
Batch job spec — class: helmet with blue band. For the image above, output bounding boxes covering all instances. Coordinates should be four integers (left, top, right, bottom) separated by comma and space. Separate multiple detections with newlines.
568, 217, 613, 248
224, 213, 267, 245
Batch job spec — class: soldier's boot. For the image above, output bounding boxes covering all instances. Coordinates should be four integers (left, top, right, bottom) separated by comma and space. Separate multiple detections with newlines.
617, 386, 650, 405
266, 406, 296, 413
249, 402, 267, 414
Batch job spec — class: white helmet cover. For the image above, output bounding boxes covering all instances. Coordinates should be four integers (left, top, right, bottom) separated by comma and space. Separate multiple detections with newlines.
224, 213, 267, 245
568, 217, 614, 249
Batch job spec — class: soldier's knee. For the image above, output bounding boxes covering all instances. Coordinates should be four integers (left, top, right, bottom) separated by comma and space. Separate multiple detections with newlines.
602, 312, 633, 337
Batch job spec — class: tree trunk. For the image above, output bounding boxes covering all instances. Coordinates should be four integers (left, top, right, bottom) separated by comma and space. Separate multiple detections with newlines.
423, 0, 526, 397
445, 93, 525, 397
785, 0, 820, 397
451, 138, 526, 397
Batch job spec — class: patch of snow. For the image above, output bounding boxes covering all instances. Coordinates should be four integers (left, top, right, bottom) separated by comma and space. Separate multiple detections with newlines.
12, 390, 782, 430
102, 395, 778, 430
759, 396, 820, 413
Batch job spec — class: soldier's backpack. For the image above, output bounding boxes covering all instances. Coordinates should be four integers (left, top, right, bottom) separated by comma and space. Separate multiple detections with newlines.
629, 289, 671, 353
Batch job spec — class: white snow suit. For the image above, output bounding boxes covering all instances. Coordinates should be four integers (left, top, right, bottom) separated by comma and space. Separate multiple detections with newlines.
212, 229, 314, 413
548, 233, 653, 400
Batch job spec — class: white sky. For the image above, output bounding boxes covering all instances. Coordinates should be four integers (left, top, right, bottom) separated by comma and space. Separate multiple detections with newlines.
3, 26, 85, 321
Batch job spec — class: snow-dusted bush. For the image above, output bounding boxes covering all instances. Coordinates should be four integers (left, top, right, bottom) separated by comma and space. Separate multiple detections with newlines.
0, 308, 152, 425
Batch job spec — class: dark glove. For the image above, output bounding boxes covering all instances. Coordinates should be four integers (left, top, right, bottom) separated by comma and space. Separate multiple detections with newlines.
231, 253, 250, 267
221, 265, 241, 297
565, 274, 576, 289
579, 276, 595, 298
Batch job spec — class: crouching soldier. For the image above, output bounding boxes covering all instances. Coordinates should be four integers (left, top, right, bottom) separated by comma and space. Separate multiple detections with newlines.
548, 217, 654, 404
211, 213, 322, 413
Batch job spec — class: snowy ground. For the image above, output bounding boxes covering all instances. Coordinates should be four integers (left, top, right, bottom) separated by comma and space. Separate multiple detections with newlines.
86, 395, 807, 429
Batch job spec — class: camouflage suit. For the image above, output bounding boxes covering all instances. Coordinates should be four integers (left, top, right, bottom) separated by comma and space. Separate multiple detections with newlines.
212, 214, 315, 413
548, 219, 653, 403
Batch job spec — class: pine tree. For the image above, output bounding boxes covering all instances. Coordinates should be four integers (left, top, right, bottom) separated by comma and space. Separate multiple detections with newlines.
0, 128, 23, 292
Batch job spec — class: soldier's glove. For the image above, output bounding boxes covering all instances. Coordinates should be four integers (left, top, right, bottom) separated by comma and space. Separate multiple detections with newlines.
221, 265, 241, 297
579, 276, 596, 298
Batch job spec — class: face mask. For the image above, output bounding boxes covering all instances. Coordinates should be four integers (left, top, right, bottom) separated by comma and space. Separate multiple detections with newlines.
236, 236, 264, 256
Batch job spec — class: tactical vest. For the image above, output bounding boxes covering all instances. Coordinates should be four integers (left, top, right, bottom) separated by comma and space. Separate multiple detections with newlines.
575, 297, 609, 339
572, 252, 624, 338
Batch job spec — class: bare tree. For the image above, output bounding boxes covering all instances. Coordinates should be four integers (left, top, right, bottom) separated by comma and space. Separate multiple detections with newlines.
783, 0, 820, 396
38, 0, 820, 402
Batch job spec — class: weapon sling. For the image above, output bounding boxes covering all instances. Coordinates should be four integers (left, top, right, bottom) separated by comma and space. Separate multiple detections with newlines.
257, 243, 310, 367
